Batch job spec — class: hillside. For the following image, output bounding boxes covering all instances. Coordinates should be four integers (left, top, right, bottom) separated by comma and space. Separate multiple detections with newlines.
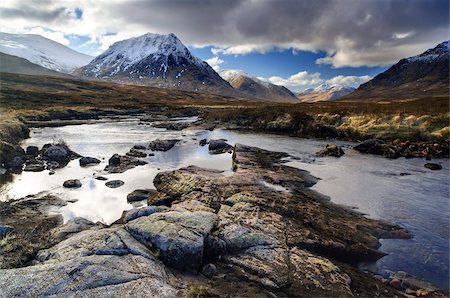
0, 52, 70, 77
220, 69, 297, 103
343, 41, 449, 101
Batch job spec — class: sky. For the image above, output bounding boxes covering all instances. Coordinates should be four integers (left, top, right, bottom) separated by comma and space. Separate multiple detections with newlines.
0, 0, 448, 92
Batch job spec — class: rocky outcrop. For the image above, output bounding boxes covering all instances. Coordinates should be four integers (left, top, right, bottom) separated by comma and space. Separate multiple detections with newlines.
0, 143, 415, 297
148, 139, 179, 152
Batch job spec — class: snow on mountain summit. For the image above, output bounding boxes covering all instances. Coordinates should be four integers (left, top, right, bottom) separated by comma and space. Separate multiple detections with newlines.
87, 33, 205, 77
78, 33, 234, 94
406, 40, 449, 63
0, 32, 93, 73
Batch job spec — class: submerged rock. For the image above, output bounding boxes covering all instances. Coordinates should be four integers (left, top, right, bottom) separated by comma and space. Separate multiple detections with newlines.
316, 144, 345, 157
148, 139, 179, 151
105, 180, 124, 188
424, 163, 442, 170
63, 179, 82, 188
153, 122, 189, 131
79, 157, 101, 167
199, 138, 207, 146
126, 148, 147, 158
127, 189, 157, 202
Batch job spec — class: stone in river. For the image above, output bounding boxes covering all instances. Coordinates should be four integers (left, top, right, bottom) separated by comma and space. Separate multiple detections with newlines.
79, 157, 101, 167
63, 179, 82, 188
105, 180, 124, 188
424, 163, 442, 170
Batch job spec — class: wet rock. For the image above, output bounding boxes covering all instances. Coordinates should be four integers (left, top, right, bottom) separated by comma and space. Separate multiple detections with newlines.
43, 145, 68, 161
105, 180, 124, 188
127, 189, 157, 202
208, 139, 233, 154
5, 156, 25, 169
63, 179, 82, 188
25, 146, 39, 156
390, 271, 439, 292
147, 192, 174, 206
202, 263, 217, 278
148, 139, 179, 151
105, 154, 147, 173
153, 122, 189, 131
108, 153, 121, 166
79, 157, 101, 167
133, 145, 146, 150
354, 139, 385, 152
199, 139, 207, 146
95, 176, 108, 181
126, 148, 147, 158
424, 163, 442, 170
23, 161, 45, 172
122, 205, 168, 223
46, 160, 59, 170
126, 210, 217, 271
316, 144, 345, 157
389, 278, 402, 289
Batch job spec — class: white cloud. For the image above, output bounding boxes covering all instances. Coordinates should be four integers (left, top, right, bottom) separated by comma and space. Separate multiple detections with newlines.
26, 26, 70, 46
392, 31, 415, 39
268, 71, 323, 87
205, 56, 224, 71
326, 75, 372, 86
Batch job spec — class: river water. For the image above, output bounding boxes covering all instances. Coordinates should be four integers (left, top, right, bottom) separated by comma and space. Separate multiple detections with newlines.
0, 117, 448, 289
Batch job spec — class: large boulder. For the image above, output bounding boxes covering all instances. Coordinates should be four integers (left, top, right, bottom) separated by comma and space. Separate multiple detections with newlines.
105, 154, 147, 173
43, 145, 68, 161
148, 139, 179, 151
354, 139, 400, 158
23, 161, 45, 172
126, 210, 217, 271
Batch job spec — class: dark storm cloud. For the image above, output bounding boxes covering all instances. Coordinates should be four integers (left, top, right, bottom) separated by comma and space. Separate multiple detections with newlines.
1, 0, 448, 66
0, 2, 68, 22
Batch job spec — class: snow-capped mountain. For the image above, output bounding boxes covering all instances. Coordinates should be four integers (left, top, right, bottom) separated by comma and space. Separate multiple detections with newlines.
344, 41, 449, 100
220, 69, 297, 102
0, 32, 93, 73
77, 33, 234, 94
297, 83, 355, 102
0, 52, 70, 77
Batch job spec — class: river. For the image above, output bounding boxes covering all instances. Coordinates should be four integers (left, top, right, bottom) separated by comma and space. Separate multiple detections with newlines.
0, 117, 448, 289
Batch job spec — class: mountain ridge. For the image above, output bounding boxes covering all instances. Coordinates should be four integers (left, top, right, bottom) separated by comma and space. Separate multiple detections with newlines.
76, 33, 236, 95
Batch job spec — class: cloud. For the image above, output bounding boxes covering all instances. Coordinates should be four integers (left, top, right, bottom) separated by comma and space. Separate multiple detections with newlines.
27, 26, 70, 45
267, 72, 372, 91
0, 0, 448, 67
205, 56, 224, 71
326, 75, 372, 86
268, 71, 323, 87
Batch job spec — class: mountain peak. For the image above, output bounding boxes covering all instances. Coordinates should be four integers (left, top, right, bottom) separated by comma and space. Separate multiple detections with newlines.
406, 40, 449, 63
77, 32, 234, 94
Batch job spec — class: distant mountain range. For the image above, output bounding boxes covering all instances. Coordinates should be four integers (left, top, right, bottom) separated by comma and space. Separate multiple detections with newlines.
343, 41, 449, 100
219, 69, 298, 103
0, 32, 93, 73
296, 83, 355, 102
76, 33, 235, 95
0, 31, 447, 102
